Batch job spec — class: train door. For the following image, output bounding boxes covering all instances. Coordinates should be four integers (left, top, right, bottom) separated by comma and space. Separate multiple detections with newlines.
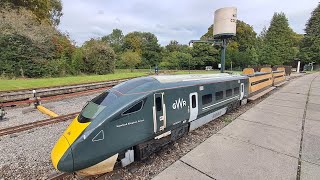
189, 92, 198, 122
240, 83, 244, 100
152, 92, 167, 133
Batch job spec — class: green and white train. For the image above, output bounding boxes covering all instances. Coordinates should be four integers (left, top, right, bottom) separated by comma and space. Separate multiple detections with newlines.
51, 73, 249, 175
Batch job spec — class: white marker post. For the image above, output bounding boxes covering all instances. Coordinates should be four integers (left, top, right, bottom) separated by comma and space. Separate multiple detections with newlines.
297, 61, 301, 73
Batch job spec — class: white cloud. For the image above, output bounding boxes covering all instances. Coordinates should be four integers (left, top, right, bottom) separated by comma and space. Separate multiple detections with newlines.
58, 0, 319, 46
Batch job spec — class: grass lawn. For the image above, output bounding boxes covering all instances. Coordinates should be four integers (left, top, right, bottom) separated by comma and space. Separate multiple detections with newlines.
0, 70, 148, 91
0, 69, 241, 91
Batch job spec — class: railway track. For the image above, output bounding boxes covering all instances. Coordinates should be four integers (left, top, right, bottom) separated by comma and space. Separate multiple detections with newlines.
0, 112, 79, 137
0, 78, 131, 106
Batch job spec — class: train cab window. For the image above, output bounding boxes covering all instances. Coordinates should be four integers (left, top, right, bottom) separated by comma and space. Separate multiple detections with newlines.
234, 87, 240, 95
192, 95, 196, 108
215, 91, 223, 101
202, 94, 212, 105
226, 89, 232, 97
156, 97, 162, 111
123, 101, 143, 115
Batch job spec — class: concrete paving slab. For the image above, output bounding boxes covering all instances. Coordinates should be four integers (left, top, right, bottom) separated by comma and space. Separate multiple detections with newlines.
251, 103, 304, 118
306, 103, 320, 121
310, 88, 320, 96
307, 103, 320, 112
306, 111, 320, 121
152, 160, 213, 180
238, 109, 302, 132
302, 133, 320, 165
268, 93, 307, 103
280, 88, 309, 95
180, 135, 298, 180
259, 98, 306, 109
304, 119, 320, 137
301, 161, 320, 180
218, 119, 301, 157
309, 95, 320, 105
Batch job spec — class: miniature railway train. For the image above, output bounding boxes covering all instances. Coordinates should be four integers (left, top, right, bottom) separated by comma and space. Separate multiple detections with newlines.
51, 67, 286, 176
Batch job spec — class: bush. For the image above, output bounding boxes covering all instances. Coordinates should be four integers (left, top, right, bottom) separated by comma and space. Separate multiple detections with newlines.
82, 39, 116, 74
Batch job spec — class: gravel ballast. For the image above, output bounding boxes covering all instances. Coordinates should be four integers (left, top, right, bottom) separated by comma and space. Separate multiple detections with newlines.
0, 92, 100, 129
0, 121, 70, 180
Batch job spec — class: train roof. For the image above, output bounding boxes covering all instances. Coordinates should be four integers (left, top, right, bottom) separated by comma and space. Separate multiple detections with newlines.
151, 73, 235, 83
111, 73, 247, 96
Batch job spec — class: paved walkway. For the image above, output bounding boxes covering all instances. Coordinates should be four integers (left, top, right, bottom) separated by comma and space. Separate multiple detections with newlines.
153, 73, 320, 180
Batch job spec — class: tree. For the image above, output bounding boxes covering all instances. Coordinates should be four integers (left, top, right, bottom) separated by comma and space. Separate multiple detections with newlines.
231, 20, 257, 52
201, 21, 257, 52
259, 12, 296, 65
71, 48, 85, 75
160, 51, 192, 70
200, 20, 257, 69
0, 6, 74, 77
166, 40, 180, 52
0, 33, 48, 77
102, 29, 124, 54
299, 3, 320, 63
120, 51, 141, 71
191, 43, 219, 69
1, 0, 63, 26
123, 32, 162, 68
82, 39, 116, 74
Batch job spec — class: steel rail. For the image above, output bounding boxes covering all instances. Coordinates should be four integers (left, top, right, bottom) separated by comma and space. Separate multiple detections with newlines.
0, 112, 79, 137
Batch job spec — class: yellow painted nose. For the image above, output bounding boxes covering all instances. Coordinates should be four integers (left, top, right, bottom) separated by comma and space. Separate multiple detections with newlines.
51, 116, 90, 171
51, 135, 70, 170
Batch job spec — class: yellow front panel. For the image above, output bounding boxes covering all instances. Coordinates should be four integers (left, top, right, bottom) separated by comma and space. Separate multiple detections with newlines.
51, 116, 90, 170
62, 116, 90, 145
51, 135, 70, 169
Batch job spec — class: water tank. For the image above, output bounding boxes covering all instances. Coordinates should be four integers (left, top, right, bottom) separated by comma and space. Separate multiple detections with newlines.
213, 7, 237, 39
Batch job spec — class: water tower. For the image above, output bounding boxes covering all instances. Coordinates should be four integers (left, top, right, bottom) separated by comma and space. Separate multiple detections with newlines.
214, 7, 237, 72
189, 7, 237, 73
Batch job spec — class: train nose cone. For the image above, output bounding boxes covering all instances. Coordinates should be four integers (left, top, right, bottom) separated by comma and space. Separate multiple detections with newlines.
51, 135, 74, 172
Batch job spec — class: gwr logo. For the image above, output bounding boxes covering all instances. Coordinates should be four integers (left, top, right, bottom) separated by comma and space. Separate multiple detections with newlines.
172, 98, 186, 110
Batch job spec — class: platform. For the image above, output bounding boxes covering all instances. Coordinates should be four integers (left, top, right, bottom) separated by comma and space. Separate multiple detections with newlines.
153, 73, 320, 180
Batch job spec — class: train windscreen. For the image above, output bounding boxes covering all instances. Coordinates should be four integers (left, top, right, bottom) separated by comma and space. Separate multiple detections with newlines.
78, 91, 118, 123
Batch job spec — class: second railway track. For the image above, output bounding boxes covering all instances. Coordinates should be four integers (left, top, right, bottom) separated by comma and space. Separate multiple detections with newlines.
0, 78, 132, 105
0, 112, 79, 137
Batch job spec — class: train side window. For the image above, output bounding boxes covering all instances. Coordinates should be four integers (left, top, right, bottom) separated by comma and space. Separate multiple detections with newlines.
123, 101, 143, 115
226, 89, 232, 97
234, 87, 240, 95
156, 97, 162, 111
202, 94, 212, 105
192, 95, 196, 108
215, 91, 223, 101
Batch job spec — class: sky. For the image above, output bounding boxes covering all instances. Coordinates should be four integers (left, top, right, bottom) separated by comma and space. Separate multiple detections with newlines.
58, 0, 319, 46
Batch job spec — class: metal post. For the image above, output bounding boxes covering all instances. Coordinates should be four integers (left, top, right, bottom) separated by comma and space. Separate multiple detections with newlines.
231, 61, 233, 71
189, 58, 191, 74
220, 39, 226, 73
297, 61, 300, 73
